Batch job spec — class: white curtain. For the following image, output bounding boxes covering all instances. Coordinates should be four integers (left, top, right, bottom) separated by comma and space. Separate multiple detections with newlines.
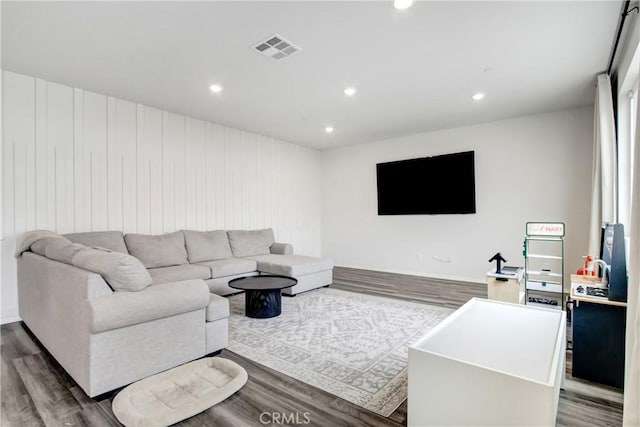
623, 86, 640, 427
588, 74, 617, 255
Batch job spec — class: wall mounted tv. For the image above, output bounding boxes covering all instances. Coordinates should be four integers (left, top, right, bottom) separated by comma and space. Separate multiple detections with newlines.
376, 150, 476, 215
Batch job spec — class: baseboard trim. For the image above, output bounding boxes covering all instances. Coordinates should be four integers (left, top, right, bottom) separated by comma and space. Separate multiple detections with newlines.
1, 315, 22, 325
1, 306, 21, 325
334, 264, 484, 285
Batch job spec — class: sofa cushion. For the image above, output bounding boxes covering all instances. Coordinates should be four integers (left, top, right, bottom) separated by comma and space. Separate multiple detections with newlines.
44, 240, 85, 264
72, 247, 152, 292
30, 237, 71, 256
226, 229, 275, 257
148, 264, 211, 284
90, 280, 210, 333
197, 258, 258, 279
206, 294, 230, 322
64, 231, 129, 254
124, 231, 188, 269
248, 254, 334, 277
183, 230, 233, 263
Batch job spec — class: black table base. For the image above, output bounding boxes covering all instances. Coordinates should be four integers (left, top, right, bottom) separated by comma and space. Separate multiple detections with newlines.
245, 289, 283, 318
228, 274, 297, 319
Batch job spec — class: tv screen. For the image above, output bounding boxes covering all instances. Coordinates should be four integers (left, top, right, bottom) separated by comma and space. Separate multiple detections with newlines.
376, 151, 476, 215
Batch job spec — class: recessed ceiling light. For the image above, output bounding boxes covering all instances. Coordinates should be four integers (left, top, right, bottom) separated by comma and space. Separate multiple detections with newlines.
209, 84, 223, 93
325, 126, 334, 134
472, 92, 485, 101
393, 0, 413, 10
344, 87, 357, 96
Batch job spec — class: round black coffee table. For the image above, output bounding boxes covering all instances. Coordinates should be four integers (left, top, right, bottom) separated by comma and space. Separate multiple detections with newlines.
228, 275, 298, 318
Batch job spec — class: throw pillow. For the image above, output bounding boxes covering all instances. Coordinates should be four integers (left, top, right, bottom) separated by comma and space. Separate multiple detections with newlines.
183, 230, 233, 263
227, 229, 275, 257
72, 247, 152, 292
124, 231, 188, 269
30, 237, 70, 256
64, 231, 129, 254
44, 240, 85, 264
17, 230, 68, 256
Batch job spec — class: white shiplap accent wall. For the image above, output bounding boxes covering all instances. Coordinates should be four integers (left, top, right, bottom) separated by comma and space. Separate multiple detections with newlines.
1, 70, 322, 323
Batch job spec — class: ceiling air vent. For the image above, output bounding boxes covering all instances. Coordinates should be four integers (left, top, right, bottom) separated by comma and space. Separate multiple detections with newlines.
253, 34, 302, 61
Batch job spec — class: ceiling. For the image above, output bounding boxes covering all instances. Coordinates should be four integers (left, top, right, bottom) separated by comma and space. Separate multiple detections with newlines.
1, 1, 622, 150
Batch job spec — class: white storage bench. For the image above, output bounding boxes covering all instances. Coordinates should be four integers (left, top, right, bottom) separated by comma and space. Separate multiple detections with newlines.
408, 297, 566, 426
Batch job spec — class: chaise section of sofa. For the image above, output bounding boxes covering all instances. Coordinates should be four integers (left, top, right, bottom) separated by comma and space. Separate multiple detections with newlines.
226, 228, 334, 295
244, 254, 334, 295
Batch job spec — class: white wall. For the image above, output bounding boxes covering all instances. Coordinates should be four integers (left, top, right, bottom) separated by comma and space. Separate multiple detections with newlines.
1, 70, 322, 324
322, 106, 594, 283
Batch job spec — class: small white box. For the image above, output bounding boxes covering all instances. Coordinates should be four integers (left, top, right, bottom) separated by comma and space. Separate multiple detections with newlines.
408, 298, 566, 426
486, 267, 524, 304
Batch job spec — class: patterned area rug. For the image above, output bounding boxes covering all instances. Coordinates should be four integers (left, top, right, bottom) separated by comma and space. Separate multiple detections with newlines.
227, 288, 453, 417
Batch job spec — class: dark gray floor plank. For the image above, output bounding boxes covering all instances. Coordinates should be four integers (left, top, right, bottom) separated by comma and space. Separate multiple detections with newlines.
1, 394, 46, 427
12, 353, 85, 426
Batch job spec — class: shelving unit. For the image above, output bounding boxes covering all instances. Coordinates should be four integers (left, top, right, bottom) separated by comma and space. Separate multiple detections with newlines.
523, 222, 565, 311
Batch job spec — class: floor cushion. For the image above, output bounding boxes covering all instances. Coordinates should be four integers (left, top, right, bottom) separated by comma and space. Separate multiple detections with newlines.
112, 357, 247, 427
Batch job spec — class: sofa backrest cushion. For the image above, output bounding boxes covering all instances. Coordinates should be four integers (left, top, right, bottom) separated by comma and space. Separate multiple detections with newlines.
64, 231, 129, 254
72, 246, 152, 292
227, 229, 275, 257
45, 240, 86, 264
183, 230, 233, 263
124, 231, 188, 269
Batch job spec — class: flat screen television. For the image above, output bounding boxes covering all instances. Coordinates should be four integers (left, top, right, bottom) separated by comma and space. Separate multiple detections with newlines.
376, 150, 476, 215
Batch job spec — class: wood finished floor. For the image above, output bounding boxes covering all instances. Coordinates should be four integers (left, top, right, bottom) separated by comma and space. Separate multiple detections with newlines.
1, 266, 624, 426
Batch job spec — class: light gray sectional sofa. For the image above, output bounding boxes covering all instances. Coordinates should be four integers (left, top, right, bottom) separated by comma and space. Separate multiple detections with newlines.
16, 228, 333, 398
118, 228, 333, 296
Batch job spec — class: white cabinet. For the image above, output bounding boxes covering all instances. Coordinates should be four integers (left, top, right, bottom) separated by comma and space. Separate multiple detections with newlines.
523, 222, 565, 310
408, 298, 566, 426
